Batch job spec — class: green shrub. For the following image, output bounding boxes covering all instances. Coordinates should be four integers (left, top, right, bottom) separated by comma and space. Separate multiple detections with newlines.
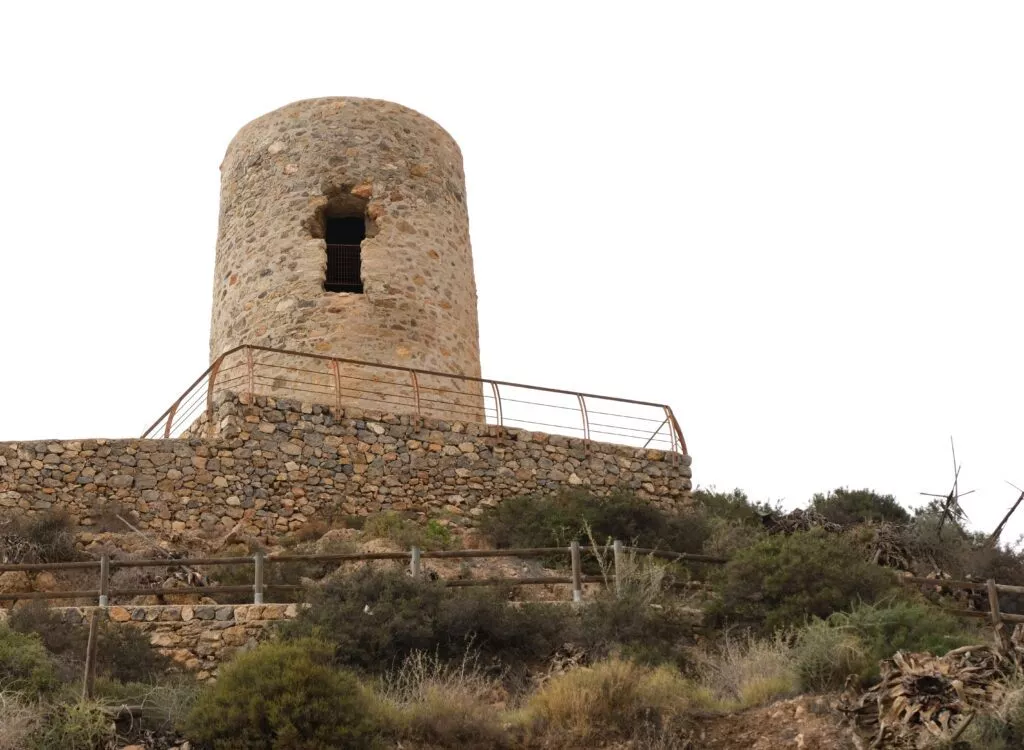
809, 488, 910, 526
579, 595, 695, 667
182, 639, 379, 750
8, 604, 170, 683
0, 625, 58, 693
480, 490, 709, 562
363, 513, 454, 551
714, 529, 897, 630
692, 487, 773, 525
830, 599, 973, 674
283, 568, 569, 675
793, 619, 871, 691
29, 700, 113, 750
794, 599, 974, 689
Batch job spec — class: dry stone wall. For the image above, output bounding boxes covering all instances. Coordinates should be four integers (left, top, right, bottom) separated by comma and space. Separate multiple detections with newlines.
0, 392, 692, 538
0, 604, 297, 681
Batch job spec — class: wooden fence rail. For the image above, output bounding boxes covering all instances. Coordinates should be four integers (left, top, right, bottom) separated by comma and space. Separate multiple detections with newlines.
0, 543, 723, 606
4, 546, 1023, 635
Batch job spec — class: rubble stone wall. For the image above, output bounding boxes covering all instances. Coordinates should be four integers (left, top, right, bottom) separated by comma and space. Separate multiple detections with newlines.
210, 97, 483, 421
0, 392, 693, 538
0, 604, 297, 681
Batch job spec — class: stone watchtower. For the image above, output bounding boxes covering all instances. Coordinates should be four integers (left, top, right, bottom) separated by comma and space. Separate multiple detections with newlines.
209, 98, 482, 420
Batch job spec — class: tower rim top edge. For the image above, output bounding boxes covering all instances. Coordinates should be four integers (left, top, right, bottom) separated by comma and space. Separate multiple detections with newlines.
225, 96, 461, 158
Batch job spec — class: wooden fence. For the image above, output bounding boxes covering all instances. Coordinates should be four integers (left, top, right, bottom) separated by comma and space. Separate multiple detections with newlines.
3, 548, 1023, 637
0, 543, 728, 607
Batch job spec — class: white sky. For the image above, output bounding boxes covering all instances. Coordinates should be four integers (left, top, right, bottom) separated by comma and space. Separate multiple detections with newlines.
0, 2, 1021, 539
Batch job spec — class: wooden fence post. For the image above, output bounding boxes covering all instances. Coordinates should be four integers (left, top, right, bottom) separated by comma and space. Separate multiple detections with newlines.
613, 540, 624, 598
82, 610, 99, 701
98, 554, 110, 607
253, 551, 265, 605
410, 547, 421, 579
987, 578, 1008, 648
570, 541, 583, 603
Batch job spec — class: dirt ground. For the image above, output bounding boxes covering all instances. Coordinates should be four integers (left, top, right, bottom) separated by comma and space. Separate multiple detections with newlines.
691, 695, 855, 750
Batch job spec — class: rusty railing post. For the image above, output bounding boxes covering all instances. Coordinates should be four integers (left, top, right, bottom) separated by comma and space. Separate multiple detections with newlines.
98, 554, 110, 607
205, 354, 225, 439
331, 359, 343, 415
245, 347, 255, 402
409, 370, 421, 416
663, 405, 687, 455
577, 394, 590, 441
163, 397, 183, 439
490, 382, 503, 427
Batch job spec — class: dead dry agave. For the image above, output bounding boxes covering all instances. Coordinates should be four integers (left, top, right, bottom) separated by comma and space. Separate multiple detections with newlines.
840, 644, 1011, 748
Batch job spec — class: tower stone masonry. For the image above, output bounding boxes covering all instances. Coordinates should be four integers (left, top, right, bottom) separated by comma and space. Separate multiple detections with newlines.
209, 97, 483, 421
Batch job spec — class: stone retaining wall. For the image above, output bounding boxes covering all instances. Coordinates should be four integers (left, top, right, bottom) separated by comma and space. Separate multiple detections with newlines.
0, 392, 692, 538
0, 603, 297, 680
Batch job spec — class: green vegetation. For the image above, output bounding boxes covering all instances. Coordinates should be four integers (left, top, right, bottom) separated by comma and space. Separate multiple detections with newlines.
0, 625, 58, 694
5, 483, 1015, 749
713, 528, 898, 630
282, 567, 565, 675
8, 603, 170, 683
809, 487, 910, 526
363, 513, 455, 550
794, 599, 973, 690
182, 639, 380, 750
481, 489, 710, 555
28, 701, 113, 750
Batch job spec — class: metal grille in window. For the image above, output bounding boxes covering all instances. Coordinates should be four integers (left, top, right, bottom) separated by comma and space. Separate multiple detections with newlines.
325, 244, 363, 293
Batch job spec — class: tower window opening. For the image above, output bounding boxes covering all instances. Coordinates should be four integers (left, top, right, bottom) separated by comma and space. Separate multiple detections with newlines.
325, 217, 365, 293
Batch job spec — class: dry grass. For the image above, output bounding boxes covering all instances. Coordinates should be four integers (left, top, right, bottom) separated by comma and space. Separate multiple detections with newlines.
691, 630, 801, 709
585, 523, 674, 605
380, 649, 510, 747
524, 658, 713, 744
0, 691, 37, 750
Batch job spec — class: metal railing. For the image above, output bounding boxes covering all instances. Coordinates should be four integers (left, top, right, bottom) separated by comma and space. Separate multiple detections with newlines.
0, 543, 722, 606
142, 345, 688, 454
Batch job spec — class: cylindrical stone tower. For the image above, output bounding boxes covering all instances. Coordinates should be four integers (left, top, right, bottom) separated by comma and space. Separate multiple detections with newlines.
209, 97, 482, 421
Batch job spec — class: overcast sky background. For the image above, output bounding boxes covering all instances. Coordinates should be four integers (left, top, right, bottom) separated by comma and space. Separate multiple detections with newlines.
1, 2, 1021, 539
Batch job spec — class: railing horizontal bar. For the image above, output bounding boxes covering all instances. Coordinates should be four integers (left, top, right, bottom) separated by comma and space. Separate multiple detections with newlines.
497, 396, 584, 412
420, 547, 568, 558
109, 557, 252, 568
900, 576, 1024, 596
252, 377, 335, 394
268, 551, 410, 563
587, 420, 667, 436
256, 364, 333, 377
500, 417, 587, 433
108, 585, 253, 597
582, 409, 666, 423
0, 589, 99, 600
235, 345, 676, 409
631, 548, 728, 564
940, 607, 1024, 623
0, 560, 101, 572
